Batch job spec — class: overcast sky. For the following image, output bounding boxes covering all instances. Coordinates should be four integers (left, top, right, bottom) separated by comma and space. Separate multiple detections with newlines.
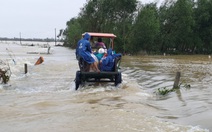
0, 0, 159, 39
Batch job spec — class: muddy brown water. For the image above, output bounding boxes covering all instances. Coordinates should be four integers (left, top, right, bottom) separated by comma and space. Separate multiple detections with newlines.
0, 41, 211, 132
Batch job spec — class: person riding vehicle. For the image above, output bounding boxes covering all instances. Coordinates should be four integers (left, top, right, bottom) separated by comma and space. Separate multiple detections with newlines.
76, 33, 100, 72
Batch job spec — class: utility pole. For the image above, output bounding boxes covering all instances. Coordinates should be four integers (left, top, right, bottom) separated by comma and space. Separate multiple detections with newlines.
55, 28, 57, 46
19, 32, 22, 45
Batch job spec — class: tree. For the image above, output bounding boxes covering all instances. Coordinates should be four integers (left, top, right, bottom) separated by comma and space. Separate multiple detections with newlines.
129, 3, 160, 54
194, 0, 212, 53
63, 18, 83, 48
162, 0, 195, 53
69, 0, 138, 52
158, 0, 176, 53
63, 0, 212, 55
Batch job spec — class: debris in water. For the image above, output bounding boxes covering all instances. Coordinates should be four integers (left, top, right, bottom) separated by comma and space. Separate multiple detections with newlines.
35, 56, 44, 65
0, 60, 11, 84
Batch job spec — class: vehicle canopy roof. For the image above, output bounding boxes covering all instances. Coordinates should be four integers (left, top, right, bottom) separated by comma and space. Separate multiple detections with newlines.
82, 32, 116, 49
82, 32, 116, 38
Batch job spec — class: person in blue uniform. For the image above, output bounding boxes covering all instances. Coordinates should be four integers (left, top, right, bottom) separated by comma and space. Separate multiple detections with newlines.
76, 33, 100, 72
100, 48, 121, 71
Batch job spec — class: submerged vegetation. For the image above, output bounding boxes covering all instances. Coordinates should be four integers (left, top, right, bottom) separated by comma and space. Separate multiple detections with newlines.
63, 0, 212, 55
155, 83, 191, 95
0, 60, 11, 84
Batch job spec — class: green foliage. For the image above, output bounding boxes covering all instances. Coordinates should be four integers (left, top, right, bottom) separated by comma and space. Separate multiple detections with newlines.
158, 0, 195, 53
63, 0, 212, 55
155, 83, 191, 95
0, 69, 10, 84
156, 87, 175, 95
64, 0, 137, 50
129, 3, 160, 54
2, 75, 10, 84
63, 18, 83, 48
194, 0, 212, 54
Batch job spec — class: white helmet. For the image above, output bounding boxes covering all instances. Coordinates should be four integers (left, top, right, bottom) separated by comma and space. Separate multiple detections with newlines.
98, 48, 104, 54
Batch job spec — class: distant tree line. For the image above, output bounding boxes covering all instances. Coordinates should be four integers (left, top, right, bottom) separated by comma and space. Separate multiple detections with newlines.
0, 37, 57, 42
63, 0, 212, 55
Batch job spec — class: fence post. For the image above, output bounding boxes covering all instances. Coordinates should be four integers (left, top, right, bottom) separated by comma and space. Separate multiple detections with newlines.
173, 72, 181, 88
24, 63, 28, 74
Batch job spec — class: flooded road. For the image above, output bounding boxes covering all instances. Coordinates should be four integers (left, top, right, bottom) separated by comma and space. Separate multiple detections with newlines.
0, 41, 211, 132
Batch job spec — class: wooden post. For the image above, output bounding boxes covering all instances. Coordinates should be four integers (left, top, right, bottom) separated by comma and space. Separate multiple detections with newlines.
24, 63, 28, 74
55, 28, 57, 46
173, 72, 181, 88
47, 46, 51, 54
19, 32, 22, 45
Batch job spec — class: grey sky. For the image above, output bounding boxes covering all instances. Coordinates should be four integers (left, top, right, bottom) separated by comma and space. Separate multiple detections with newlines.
0, 0, 159, 39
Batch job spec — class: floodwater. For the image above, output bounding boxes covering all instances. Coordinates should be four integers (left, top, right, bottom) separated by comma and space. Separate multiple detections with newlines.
0, 41, 211, 132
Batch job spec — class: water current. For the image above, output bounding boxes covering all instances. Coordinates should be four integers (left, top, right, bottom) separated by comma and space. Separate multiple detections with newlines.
0, 41, 211, 132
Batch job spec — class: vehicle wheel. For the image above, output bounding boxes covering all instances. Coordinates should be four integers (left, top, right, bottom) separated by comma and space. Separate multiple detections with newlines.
115, 72, 122, 86
75, 71, 81, 90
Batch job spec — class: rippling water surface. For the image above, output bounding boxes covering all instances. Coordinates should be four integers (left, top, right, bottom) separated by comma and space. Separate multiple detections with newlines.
0, 41, 211, 132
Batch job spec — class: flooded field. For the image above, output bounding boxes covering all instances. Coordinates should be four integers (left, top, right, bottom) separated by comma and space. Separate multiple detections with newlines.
0, 41, 211, 132
121, 55, 212, 131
